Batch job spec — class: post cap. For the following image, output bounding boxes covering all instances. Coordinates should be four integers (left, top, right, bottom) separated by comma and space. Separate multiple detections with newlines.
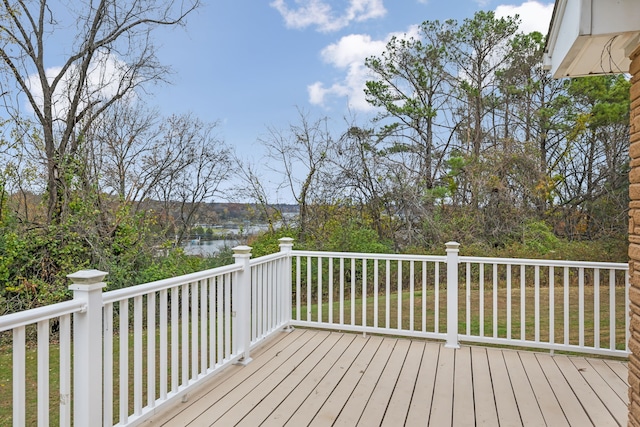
232, 245, 252, 255
278, 237, 294, 244
445, 241, 460, 250
67, 269, 109, 284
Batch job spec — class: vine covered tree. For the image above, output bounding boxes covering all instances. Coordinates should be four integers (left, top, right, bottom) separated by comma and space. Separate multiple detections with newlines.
0, 0, 200, 224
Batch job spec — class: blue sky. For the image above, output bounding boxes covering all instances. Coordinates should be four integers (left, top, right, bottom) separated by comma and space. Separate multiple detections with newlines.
151, 0, 554, 166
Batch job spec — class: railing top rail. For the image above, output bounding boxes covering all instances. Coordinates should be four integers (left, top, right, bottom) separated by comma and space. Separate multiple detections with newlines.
459, 256, 628, 270
103, 263, 242, 304
249, 251, 288, 267
0, 299, 85, 332
291, 250, 447, 262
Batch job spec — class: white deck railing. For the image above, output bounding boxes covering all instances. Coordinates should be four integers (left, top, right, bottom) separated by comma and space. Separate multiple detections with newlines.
101, 262, 246, 426
0, 238, 630, 426
0, 298, 85, 426
289, 249, 449, 340
457, 256, 629, 356
289, 243, 629, 357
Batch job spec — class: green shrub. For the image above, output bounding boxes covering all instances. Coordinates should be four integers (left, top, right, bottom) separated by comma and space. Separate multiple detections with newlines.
247, 227, 300, 257
323, 221, 392, 253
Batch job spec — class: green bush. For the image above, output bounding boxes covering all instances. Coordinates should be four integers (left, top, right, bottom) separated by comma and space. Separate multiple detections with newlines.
0, 224, 90, 312
247, 227, 300, 257
323, 221, 392, 253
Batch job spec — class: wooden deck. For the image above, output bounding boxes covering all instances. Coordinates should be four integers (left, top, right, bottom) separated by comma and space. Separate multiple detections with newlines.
142, 328, 629, 427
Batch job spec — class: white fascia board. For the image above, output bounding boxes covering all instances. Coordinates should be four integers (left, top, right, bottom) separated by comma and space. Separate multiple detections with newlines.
544, 0, 640, 78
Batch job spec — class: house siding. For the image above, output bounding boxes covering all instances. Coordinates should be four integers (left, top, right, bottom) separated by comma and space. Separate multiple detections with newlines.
629, 44, 640, 427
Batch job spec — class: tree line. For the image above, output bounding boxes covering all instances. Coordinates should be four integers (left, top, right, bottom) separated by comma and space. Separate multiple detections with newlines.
0, 4, 629, 313
253, 11, 629, 257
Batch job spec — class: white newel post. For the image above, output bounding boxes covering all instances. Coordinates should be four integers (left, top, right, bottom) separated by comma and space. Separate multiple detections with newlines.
67, 269, 108, 427
233, 245, 253, 365
445, 242, 460, 349
279, 237, 295, 330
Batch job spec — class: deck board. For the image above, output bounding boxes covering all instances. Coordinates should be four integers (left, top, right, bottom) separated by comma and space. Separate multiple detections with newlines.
452, 346, 474, 427
570, 357, 627, 426
470, 346, 499, 426
502, 349, 546, 426
588, 358, 629, 401
554, 355, 620, 426
428, 345, 455, 426
486, 347, 522, 425
329, 336, 396, 426
518, 351, 569, 427
214, 331, 338, 426
403, 341, 439, 426
604, 358, 629, 383
356, 338, 411, 426
379, 340, 424, 426
535, 353, 594, 426
184, 329, 320, 426
239, 332, 347, 426
261, 333, 360, 426
143, 328, 629, 427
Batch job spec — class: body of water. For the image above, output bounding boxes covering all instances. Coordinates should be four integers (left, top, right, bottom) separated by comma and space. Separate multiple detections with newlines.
183, 239, 239, 256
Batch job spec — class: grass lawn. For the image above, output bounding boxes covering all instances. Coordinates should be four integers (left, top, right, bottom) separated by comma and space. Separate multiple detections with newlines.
293, 284, 628, 350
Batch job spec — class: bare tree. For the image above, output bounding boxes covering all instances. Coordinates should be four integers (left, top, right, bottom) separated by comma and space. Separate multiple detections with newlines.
260, 108, 333, 240
150, 114, 231, 244
0, 0, 200, 224
84, 101, 161, 204
330, 125, 393, 239
233, 156, 280, 233
80, 106, 231, 243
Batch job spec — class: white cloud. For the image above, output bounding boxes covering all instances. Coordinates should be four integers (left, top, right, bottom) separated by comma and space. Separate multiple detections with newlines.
308, 81, 330, 105
26, 65, 63, 115
320, 33, 388, 68
270, 0, 386, 32
308, 27, 419, 111
26, 51, 134, 121
495, 1, 554, 35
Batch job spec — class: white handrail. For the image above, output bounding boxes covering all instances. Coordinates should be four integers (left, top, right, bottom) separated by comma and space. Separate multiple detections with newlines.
460, 255, 627, 270
102, 263, 242, 304
249, 250, 288, 267
293, 249, 446, 262
0, 299, 85, 332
